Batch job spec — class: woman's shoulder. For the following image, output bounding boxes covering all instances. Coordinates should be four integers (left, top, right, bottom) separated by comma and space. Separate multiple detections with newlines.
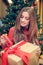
8, 26, 15, 41
8, 26, 15, 36
10, 26, 15, 30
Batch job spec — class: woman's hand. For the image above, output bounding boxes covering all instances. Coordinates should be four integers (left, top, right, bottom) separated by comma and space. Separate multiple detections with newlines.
0, 34, 7, 45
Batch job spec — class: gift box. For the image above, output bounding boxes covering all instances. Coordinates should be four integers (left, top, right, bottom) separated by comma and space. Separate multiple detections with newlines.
8, 41, 40, 65
8, 53, 39, 65
8, 54, 23, 65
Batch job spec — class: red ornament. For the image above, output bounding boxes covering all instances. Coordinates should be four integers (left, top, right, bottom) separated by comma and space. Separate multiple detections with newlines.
39, 41, 42, 44
34, 1, 38, 6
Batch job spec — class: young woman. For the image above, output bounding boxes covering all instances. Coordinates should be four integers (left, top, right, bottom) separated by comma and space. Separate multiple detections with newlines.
0, 7, 41, 63
0, 7, 39, 48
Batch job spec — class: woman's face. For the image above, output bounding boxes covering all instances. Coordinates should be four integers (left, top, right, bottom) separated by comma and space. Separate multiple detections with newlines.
20, 11, 30, 27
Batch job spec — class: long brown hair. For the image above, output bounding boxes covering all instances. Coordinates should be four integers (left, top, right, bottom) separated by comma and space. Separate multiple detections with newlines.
13, 7, 38, 44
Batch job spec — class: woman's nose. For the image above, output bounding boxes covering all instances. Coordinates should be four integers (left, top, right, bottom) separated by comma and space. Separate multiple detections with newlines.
22, 18, 25, 21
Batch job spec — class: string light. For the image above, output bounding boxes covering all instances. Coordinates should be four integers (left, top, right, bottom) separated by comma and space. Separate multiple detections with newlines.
8, 0, 12, 4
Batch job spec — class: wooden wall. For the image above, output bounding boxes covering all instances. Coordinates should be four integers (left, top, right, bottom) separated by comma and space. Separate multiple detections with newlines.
37, 0, 43, 34
0, 0, 7, 18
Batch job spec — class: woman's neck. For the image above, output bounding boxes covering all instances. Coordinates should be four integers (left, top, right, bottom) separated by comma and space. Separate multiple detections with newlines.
20, 25, 29, 31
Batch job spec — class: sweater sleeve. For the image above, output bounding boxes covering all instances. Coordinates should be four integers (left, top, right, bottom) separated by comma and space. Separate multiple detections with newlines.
8, 27, 14, 42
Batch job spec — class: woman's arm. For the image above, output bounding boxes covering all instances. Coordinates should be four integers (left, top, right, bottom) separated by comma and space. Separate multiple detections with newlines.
0, 27, 14, 49
8, 27, 14, 42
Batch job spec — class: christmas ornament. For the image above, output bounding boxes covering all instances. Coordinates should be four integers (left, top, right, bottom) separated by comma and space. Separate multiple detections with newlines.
34, 1, 38, 6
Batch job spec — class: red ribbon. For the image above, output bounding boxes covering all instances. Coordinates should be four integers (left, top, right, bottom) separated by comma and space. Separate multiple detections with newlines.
2, 41, 31, 65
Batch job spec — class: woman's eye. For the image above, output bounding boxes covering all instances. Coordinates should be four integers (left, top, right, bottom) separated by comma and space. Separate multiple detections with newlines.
21, 16, 23, 18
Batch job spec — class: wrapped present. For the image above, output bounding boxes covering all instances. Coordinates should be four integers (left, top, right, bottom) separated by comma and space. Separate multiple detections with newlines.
8, 54, 23, 65
8, 53, 39, 65
20, 42, 40, 53
7, 41, 40, 65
